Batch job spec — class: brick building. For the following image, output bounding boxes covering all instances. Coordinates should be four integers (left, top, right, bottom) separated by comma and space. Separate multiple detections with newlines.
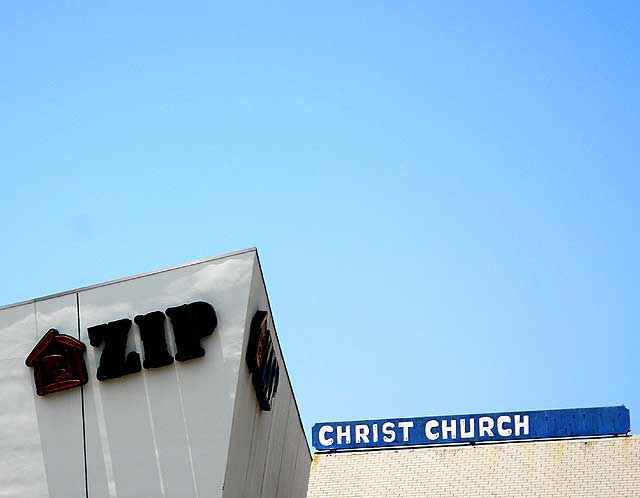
307, 435, 640, 498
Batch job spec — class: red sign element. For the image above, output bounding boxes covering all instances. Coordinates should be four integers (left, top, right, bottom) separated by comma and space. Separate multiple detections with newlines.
246, 310, 279, 411
25, 329, 88, 396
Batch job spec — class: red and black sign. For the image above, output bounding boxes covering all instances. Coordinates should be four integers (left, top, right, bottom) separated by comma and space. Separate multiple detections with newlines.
25, 329, 89, 396
24, 302, 280, 404
246, 310, 279, 411
89, 301, 217, 381
25, 300, 218, 395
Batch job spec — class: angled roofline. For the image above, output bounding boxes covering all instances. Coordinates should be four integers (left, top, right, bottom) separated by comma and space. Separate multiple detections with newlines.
0, 247, 257, 312
253, 250, 313, 461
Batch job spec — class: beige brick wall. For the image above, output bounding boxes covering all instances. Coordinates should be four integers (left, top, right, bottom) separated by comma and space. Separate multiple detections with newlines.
307, 435, 640, 498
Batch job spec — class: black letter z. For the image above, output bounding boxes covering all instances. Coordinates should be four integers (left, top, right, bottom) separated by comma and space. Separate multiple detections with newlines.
88, 319, 142, 380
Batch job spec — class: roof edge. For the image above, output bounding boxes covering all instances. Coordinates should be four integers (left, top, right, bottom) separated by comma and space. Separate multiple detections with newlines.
0, 247, 257, 312
253, 249, 313, 461
311, 433, 639, 455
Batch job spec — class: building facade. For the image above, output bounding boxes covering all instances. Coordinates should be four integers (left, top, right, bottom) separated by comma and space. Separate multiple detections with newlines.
0, 248, 310, 498
2, 247, 637, 498
307, 435, 640, 498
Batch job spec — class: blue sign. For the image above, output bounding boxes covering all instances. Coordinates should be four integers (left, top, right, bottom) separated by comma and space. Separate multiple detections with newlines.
312, 406, 630, 451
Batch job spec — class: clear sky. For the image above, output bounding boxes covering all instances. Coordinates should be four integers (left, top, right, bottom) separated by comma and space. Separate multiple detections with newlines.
1, 2, 638, 435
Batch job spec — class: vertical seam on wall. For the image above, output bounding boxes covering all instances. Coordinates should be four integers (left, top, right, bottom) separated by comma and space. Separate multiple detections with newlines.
242, 399, 259, 495
258, 408, 276, 498
258, 343, 284, 498
289, 435, 302, 498
91, 346, 118, 498
274, 396, 293, 498
77, 293, 89, 498
32, 302, 53, 496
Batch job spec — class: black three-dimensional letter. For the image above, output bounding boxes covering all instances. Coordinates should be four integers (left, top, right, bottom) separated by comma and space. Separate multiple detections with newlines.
165, 301, 217, 362
134, 311, 174, 369
88, 319, 141, 381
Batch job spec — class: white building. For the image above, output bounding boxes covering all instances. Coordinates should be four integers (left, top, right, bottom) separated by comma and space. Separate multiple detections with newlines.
1, 248, 310, 498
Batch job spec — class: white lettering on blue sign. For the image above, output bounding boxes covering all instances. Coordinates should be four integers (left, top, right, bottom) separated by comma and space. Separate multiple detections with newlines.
319, 420, 417, 446
318, 416, 529, 447
312, 406, 630, 451
421, 415, 529, 440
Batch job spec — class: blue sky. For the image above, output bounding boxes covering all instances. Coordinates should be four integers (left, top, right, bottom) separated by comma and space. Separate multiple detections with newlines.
1, 2, 638, 435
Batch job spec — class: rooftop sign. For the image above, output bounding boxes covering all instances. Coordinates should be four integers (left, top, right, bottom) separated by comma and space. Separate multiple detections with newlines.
312, 406, 630, 451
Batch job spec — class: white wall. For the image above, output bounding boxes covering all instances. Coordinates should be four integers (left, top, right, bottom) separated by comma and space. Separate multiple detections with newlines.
34, 294, 86, 498
78, 251, 254, 498
0, 249, 310, 498
223, 253, 311, 498
0, 302, 49, 498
